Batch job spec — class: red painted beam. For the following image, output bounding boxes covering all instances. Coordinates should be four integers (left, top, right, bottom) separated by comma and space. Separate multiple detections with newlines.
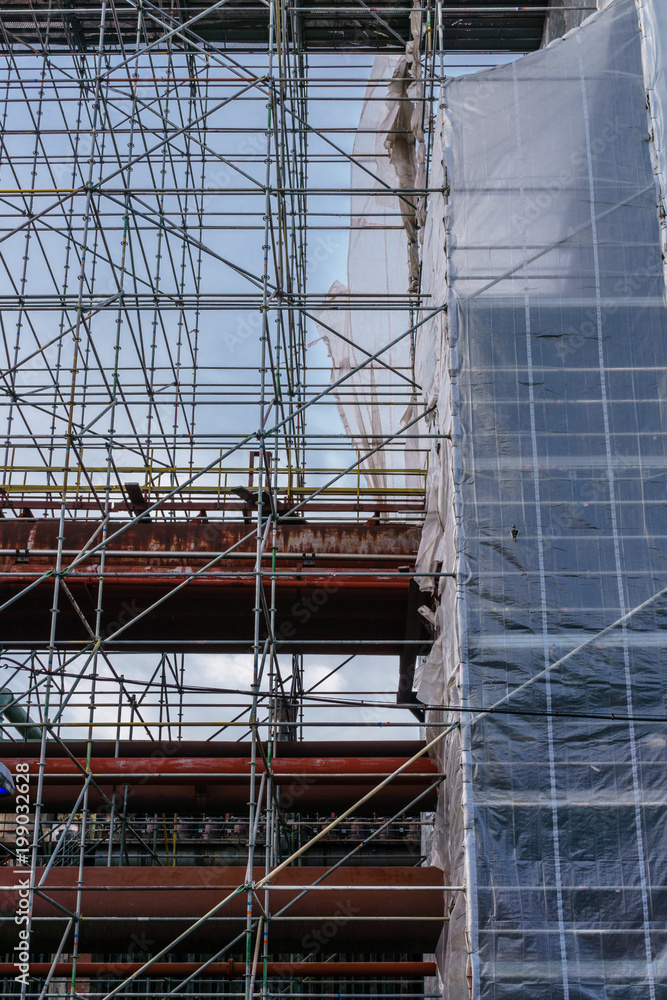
0, 521, 421, 652
4, 755, 436, 779
8, 783, 436, 814
0, 866, 445, 953
0, 741, 439, 814
0, 961, 437, 979
0, 758, 438, 814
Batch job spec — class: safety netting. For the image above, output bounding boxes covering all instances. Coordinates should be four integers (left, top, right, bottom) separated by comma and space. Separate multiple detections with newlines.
415, 0, 667, 996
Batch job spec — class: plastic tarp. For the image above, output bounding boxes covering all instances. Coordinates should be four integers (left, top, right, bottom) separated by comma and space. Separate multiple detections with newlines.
314, 55, 417, 493
416, 0, 667, 995
315, 16, 433, 492
637, 0, 667, 275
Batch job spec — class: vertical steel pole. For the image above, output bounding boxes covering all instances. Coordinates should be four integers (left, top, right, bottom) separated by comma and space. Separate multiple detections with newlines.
247, 3, 277, 998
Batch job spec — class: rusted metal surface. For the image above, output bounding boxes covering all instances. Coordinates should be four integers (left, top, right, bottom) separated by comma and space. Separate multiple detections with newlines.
6, 782, 436, 814
0, 747, 438, 814
0, 521, 423, 652
0, 866, 444, 953
4, 755, 437, 778
0, 520, 422, 560
0, 961, 437, 979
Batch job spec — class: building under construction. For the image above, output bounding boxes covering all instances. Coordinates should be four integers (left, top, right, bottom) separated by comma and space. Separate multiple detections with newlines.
0, 0, 665, 997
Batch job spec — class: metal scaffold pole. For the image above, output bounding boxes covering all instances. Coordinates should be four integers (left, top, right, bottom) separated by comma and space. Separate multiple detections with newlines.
0, 1, 554, 997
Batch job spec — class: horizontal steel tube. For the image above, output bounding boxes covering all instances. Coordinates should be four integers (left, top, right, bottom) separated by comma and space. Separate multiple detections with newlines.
0, 549, 415, 561
1, 739, 429, 758
0, 962, 437, 979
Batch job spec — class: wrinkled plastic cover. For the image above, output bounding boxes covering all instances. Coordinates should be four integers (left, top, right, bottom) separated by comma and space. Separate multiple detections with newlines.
314, 56, 417, 492
416, 0, 667, 995
638, 0, 667, 275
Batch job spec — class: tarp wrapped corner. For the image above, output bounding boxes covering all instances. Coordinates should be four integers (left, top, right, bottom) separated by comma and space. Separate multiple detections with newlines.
416, 0, 667, 995
314, 52, 426, 493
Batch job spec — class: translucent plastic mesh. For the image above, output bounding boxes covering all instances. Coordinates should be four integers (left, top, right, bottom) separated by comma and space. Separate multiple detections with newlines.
314, 56, 416, 493
417, 1, 667, 995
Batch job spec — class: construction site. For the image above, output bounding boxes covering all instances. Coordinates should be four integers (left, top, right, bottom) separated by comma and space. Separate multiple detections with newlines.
0, 0, 665, 997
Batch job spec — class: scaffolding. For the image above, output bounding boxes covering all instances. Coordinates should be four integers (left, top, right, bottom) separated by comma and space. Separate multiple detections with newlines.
0, 2, 574, 998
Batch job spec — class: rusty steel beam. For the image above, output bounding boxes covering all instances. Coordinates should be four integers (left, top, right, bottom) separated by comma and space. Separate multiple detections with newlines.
0, 521, 424, 652
0, 961, 437, 979
0, 866, 445, 953
0, 782, 435, 815
0, 740, 438, 814
0, 753, 438, 814
2, 755, 437, 779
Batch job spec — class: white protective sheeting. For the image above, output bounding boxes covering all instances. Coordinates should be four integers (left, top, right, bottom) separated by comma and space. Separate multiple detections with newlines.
637, 0, 667, 283
416, 0, 667, 996
315, 16, 435, 493
315, 55, 418, 492
385, 3, 427, 292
